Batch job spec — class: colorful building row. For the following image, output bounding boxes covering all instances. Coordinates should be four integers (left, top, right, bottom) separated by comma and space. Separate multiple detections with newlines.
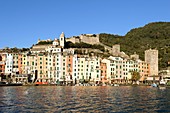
0, 32, 159, 84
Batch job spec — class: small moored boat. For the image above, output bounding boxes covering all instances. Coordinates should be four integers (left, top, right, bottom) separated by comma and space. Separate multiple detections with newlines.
151, 83, 157, 87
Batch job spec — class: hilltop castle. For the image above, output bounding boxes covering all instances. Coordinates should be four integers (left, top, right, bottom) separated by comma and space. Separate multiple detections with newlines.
66, 34, 100, 44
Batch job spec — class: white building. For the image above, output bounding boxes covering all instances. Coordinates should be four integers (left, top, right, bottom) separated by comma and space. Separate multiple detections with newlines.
5, 53, 13, 74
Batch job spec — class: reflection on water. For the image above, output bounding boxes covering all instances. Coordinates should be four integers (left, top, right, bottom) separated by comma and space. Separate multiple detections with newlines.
0, 86, 170, 112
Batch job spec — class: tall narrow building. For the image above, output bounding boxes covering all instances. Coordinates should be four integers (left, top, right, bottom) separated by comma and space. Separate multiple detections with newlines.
145, 49, 158, 76
60, 32, 65, 48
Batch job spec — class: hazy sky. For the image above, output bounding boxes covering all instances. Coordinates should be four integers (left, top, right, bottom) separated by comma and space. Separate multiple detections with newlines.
0, 0, 170, 48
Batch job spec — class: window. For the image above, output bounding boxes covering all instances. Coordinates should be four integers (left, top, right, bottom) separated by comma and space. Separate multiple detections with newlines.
40, 71, 42, 74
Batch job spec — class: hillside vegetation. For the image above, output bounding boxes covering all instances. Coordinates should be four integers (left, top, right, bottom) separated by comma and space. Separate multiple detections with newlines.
99, 22, 170, 69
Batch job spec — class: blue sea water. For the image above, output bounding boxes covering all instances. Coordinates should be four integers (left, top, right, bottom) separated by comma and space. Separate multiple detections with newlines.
0, 86, 170, 113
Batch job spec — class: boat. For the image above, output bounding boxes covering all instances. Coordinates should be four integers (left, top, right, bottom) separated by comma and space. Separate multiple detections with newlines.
151, 83, 157, 87
35, 82, 49, 86
113, 84, 119, 87
159, 79, 166, 86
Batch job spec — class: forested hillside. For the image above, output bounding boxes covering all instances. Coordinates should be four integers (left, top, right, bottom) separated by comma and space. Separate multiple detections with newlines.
99, 22, 170, 69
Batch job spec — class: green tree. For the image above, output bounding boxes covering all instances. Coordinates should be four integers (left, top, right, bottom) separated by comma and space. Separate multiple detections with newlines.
131, 71, 140, 83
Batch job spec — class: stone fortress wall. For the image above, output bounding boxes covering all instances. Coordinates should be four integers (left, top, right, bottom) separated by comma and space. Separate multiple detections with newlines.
66, 34, 100, 45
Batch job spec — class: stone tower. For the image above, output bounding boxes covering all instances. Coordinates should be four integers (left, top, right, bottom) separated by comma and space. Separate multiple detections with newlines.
145, 49, 158, 76
60, 32, 65, 48
112, 44, 120, 56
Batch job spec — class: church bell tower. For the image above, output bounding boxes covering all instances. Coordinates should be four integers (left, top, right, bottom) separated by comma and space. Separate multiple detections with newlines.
60, 32, 65, 48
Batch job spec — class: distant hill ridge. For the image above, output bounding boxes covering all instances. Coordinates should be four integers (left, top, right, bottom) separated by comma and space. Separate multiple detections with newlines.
99, 22, 170, 69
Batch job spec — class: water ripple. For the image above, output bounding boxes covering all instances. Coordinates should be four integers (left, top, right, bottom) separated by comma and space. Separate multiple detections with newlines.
1, 86, 170, 112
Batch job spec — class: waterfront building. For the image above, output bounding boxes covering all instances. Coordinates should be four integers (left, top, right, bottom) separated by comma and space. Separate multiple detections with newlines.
102, 56, 140, 83
65, 53, 74, 84
138, 60, 150, 82
0, 53, 6, 75
36, 52, 48, 82
77, 57, 86, 83
100, 62, 107, 84
12, 53, 19, 74
46, 46, 63, 83
5, 53, 13, 74
72, 54, 78, 84
101, 58, 112, 83
86, 57, 101, 83
18, 54, 23, 74
77, 56, 101, 84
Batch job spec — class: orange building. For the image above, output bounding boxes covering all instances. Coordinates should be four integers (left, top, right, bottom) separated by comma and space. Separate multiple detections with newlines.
100, 62, 108, 84
138, 61, 150, 82
65, 54, 73, 82
18, 54, 23, 74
